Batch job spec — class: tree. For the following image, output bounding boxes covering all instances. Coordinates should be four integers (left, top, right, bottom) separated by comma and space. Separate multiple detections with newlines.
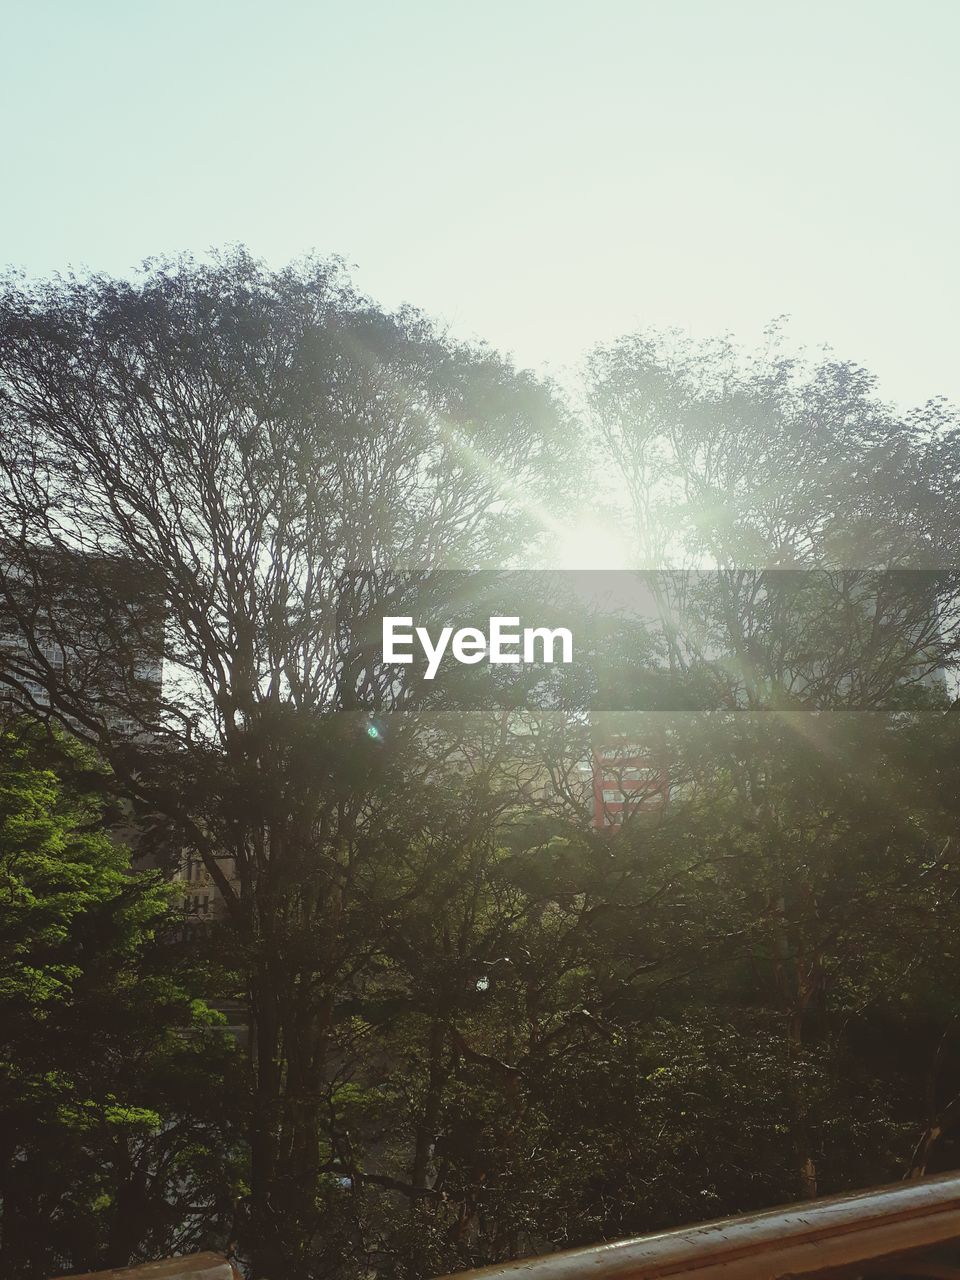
0, 720, 243, 1279
0, 249, 573, 1275
582, 324, 960, 1202
585, 322, 960, 570
6, 259, 960, 1278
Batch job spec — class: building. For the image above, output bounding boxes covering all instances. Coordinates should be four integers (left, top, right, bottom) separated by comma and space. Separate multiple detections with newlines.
0, 548, 164, 735
590, 738, 668, 828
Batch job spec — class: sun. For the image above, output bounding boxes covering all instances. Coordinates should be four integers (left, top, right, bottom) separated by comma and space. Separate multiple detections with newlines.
547, 514, 633, 571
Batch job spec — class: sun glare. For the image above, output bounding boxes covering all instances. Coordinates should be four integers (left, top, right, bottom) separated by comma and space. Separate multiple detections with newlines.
548, 515, 633, 571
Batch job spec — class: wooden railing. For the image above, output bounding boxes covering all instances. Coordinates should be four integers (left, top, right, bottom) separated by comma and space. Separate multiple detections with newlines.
51, 1252, 238, 1280
434, 1172, 960, 1280
46, 1172, 960, 1280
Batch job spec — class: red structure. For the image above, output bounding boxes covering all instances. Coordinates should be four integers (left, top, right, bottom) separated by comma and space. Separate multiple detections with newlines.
592, 739, 668, 829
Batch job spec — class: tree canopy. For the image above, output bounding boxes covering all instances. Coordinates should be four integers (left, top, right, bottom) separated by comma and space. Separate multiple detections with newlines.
1, 257, 960, 1278
0, 721, 243, 1279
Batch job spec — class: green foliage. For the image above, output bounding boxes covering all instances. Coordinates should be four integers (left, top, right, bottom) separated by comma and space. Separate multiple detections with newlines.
305, 703, 960, 1278
4, 264, 960, 1280
0, 723, 244, 1279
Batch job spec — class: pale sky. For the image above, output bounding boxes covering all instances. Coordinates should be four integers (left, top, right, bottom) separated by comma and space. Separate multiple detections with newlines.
2, 0, 958, 408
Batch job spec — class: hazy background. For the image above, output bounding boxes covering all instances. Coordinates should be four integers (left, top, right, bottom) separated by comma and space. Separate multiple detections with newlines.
2, 0, 957, 407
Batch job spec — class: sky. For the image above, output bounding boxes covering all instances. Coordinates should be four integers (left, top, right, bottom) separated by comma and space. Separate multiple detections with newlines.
1, 0, 958, 409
